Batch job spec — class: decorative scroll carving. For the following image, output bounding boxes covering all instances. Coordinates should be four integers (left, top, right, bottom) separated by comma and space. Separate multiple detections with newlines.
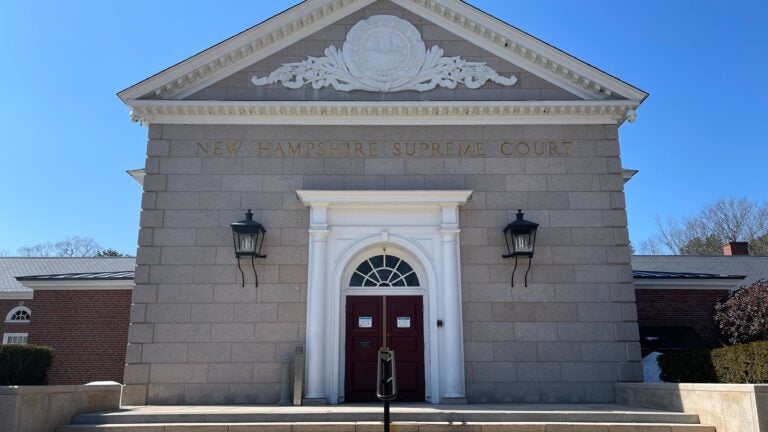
251, 15, 517, 93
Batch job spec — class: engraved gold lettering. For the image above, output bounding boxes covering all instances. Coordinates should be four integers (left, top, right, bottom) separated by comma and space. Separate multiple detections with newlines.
224, 140, 576, 159
549, 141, 561, 156
405, 143, 416, 157
258, 142, 271, 156
213, 142, 223, 155
288, 142, 301, 156
227, 141, 241, 155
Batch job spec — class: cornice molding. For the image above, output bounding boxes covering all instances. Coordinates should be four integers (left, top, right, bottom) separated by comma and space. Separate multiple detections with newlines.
634, 278, 743, 290
297, 189, 473, 207
19, 280, 135, 290
128, 100, 639, 126
118, 0, 376, 102
119, 0, 647, 105
0, 291, 33, 300
392, 0, 647, 101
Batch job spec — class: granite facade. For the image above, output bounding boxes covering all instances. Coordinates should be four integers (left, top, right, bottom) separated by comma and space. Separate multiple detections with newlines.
125, 123, 640, 404
125, 0, 639, 405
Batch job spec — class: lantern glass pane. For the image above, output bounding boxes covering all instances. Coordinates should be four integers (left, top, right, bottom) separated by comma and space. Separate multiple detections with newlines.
513, 233, 532, 253
238, 233, 256, 253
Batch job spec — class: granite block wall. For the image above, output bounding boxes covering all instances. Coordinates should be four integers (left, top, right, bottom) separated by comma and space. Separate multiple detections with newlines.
124, 123, 640, 404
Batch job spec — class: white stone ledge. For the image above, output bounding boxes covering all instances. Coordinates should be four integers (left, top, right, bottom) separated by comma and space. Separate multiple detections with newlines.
617, 381, 768, 392
616, 382, 768, 432
0, 384, 122, 432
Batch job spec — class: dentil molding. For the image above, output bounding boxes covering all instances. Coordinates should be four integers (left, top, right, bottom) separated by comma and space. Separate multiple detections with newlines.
251, 15, 518, 93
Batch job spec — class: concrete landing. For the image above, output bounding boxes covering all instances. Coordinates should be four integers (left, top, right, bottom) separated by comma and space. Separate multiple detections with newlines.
70, 403, 702, 425
57, 403, 718, 431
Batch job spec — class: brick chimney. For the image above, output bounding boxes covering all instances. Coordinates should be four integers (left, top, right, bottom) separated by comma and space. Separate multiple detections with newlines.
723, 241, 749, 256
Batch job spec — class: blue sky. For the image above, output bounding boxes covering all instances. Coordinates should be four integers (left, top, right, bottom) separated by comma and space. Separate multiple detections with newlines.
1, 1, 766, 256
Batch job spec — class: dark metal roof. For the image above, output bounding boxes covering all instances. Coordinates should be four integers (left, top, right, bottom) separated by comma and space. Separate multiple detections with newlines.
632, 255, 768, 285
16, 271, 134, 281
632, 270, 746, 280
0, 258, 135, 294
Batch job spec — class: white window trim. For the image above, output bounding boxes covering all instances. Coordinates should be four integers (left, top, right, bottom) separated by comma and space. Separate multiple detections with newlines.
2, 333, 28, 344
5, 306, 31, 323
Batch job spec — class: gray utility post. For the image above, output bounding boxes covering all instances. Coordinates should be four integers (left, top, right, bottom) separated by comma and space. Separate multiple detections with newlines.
278, 355, 292, 405
293, 346, 305, 406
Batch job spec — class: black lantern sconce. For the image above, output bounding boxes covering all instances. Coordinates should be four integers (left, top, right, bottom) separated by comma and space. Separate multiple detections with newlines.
231, 209, 267, 287
502, 209, 539, 287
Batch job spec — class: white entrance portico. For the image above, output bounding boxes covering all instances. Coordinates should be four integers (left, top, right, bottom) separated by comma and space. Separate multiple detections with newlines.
297, 190, 472, 404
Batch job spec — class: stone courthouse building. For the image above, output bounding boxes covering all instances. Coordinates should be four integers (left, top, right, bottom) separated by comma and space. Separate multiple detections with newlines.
118, 0, 648, 405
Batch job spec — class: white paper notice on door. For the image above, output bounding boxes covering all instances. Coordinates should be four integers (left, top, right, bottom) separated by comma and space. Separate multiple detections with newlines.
397, 317, 411, 328
359, 316, 373, 328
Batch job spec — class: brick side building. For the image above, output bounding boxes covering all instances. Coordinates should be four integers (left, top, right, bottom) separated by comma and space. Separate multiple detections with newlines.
0, 258, 135, 384
18, 274, 134, 384
632, 244, 766, 354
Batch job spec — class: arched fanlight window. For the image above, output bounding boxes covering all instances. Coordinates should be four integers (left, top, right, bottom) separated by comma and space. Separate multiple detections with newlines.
5, 306, 31, 323
350, 253, 420, 287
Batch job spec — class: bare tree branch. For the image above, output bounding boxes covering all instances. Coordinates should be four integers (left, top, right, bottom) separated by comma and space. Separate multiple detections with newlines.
641, 197, 768, 255
54, 236, 102, 257
16, 237, 104, 257
17, 242, 56, 257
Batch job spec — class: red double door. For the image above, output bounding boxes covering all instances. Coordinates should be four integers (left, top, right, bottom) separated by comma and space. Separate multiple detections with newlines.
344, 295, 425, 402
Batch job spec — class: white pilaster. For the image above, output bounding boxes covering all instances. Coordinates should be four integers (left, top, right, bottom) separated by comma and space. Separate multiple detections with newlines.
305, 204, 329, 401
439, 204, 466, 400
296, 190, 472, 404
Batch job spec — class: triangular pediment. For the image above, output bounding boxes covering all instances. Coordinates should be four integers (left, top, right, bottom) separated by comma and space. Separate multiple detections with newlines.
181, 2, 583, 103
119, 0, 647, 125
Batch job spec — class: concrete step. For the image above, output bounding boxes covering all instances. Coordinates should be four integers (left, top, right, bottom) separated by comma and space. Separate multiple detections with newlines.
69, 404, 702, 426
57, 422, 717, 432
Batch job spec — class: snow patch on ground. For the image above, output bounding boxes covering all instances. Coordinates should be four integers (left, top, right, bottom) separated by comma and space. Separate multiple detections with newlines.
642, 351, 663, 383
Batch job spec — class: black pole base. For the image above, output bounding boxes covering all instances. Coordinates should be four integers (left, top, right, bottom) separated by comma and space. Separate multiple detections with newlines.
384, 399, 390, 432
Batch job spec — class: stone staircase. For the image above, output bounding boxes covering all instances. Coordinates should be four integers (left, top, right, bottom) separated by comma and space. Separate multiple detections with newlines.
58, 404, 716, 431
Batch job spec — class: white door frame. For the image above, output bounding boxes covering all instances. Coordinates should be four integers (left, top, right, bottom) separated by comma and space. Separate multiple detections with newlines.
338, 243, 430, 403
297, 190, 472, 404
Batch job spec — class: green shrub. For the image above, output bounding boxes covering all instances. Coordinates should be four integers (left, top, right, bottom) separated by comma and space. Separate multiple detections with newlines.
659, 341, 768, 383
0, 344, 54, 385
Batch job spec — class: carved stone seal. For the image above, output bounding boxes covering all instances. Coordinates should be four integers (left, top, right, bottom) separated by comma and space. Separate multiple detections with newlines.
251, 15, 517, 93
342, 15, 426, 90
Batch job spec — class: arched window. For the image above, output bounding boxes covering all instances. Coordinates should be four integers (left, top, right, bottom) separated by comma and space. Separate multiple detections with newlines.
5, 306, 31, 323
349, 253, 420, 287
